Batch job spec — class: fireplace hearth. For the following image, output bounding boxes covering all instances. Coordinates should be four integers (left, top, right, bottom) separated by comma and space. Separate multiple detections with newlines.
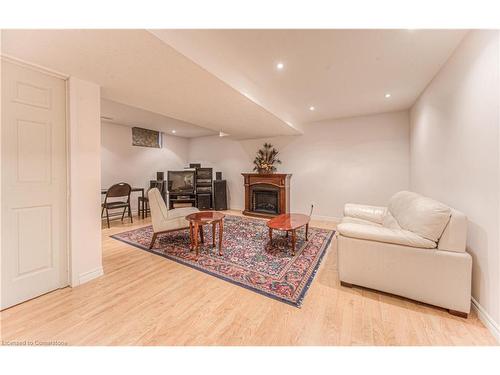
242, 173, 292, 218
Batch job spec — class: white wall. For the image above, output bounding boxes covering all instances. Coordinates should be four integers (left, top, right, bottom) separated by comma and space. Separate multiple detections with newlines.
188, 111, 410, 219
101, 121, 189, 209
410, 30, 500, 334
68, 77, 103, 286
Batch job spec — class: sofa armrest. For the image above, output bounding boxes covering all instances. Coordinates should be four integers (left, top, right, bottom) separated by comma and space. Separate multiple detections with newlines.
337, 223, 436, 249
344, 203, 387, 224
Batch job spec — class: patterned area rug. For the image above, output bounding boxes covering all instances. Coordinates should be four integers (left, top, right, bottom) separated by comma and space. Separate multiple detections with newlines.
111, 215, 334, 307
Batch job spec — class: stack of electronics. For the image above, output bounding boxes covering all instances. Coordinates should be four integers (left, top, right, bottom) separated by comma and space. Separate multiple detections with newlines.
195, 167, 213, 209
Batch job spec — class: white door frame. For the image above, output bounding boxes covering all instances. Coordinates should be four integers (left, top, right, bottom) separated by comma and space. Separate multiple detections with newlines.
1, 54, 74, 296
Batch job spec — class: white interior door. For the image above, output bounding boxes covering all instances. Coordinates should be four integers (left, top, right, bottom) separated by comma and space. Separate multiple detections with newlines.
1, 59, 68, 309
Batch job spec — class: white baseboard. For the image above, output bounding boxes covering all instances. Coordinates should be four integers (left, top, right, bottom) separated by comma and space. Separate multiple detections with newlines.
228, 208, 341, 224
471, 297, 500, 343
78, 266, 104, 285
311, 214, 341, 224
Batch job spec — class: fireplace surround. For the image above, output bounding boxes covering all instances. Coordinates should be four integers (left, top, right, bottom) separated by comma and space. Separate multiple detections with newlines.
242, 173, 292, 218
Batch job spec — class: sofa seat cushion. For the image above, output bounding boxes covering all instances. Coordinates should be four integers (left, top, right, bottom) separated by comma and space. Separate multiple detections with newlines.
337, 222, 437, 249
388, 191, 451, 242
341, 216, 382, 227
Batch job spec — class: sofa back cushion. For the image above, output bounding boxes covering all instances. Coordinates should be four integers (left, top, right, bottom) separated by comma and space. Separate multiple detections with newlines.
388, 191, 451, 242
382, 211, 402, 229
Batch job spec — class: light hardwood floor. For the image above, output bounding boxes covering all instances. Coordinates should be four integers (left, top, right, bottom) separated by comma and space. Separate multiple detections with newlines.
1, 211, 497, 346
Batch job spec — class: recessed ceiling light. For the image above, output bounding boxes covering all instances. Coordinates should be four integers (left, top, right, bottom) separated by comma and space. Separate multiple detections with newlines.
385, 93, 392, 98
171, 130, 176, 134
276, 62, 284, 70
309, 106, 315, 111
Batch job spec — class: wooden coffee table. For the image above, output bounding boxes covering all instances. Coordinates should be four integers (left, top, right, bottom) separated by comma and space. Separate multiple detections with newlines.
185, 212, 225, 256
267, 213, 310, 256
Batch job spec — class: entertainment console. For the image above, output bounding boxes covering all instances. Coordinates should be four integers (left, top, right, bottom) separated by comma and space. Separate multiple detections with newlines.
167, 167, 214, 210
167, 169, 195, 209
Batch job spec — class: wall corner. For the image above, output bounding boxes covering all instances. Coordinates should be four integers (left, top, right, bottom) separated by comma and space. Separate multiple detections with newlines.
68, 77, 102, 287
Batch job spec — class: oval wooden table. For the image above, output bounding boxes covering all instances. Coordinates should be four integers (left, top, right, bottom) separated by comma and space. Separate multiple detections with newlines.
267, 213, 310, 256
185, 211, 225, 257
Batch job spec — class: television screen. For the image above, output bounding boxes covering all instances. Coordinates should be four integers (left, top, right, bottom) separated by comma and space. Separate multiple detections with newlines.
168, 170, 195, 193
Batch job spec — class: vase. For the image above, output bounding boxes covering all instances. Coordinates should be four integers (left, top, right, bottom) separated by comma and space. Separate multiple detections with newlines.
258, 168, 273, 174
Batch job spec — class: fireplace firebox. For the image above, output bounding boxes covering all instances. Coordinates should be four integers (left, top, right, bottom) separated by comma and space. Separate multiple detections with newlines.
252, 187, 279, 215
242, 173, 292, 218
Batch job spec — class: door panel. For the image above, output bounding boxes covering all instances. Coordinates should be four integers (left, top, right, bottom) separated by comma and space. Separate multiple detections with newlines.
16, 205, 53, 277
13, 80, 52, 109
17, 119, 51, 182
1, 60, 68, 309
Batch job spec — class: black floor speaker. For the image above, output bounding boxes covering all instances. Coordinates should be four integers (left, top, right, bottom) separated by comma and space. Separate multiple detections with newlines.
197, 194, 212, 210
213, 180, 228, 210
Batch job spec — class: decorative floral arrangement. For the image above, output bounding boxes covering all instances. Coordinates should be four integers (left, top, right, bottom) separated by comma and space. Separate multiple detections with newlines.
253, 143, 282, 174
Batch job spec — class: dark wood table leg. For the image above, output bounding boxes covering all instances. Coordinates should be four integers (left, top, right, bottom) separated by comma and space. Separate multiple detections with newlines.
189, 222, 194, 251
269, 227, 273, 245
286, 231, 288, 238
305, 223, 309, 241
291, 229, 296, 256
218, 219, 223, 256
199, 225, 204, 244
194, 222, 199, 257
212, 222, 216, 248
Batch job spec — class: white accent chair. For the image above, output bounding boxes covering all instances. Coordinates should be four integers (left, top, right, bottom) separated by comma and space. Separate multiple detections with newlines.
148, 188, 199, 249
337, 191, 472, 317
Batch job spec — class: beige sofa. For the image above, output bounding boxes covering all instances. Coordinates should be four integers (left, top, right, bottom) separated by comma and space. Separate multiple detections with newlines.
337, 191, 472, 317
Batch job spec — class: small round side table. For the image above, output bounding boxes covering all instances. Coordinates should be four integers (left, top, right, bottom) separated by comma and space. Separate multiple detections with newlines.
185, 212, 225, 256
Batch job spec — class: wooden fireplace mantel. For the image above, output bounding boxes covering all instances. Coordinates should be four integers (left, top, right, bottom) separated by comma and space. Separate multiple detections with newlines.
242, 173, 292, 218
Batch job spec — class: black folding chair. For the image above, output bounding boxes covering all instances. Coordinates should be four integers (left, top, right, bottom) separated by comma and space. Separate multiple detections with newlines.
101, 183, 133, 228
